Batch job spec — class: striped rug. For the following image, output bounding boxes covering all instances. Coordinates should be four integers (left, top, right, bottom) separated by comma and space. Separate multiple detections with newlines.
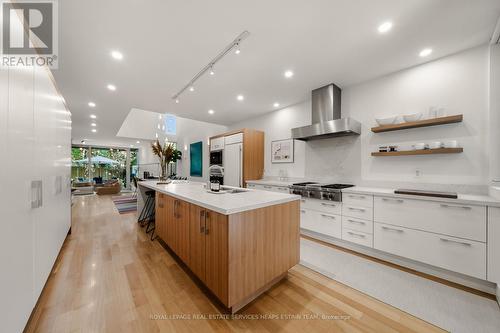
112, 195, 137, 214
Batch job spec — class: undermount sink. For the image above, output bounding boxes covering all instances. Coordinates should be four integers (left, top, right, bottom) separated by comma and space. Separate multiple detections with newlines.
221, 186, 249, 194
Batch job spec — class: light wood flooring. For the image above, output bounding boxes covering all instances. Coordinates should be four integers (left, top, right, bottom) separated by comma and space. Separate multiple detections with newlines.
25, 194, 446, 333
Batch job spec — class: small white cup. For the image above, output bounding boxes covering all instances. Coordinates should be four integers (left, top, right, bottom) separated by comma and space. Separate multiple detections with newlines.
428, 106, 438, 119
436, 108, 446, 118
444, 140, 458, 148
413, 143, 426, 150
428, 141, 442, 149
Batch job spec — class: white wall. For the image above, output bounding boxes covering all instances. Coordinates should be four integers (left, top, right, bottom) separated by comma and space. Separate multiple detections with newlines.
118, 108, 227, 181
230, 45, 491, 193
490, 44, 500, 185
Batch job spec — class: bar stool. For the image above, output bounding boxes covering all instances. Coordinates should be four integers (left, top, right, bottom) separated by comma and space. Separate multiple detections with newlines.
138, 190, 155, 226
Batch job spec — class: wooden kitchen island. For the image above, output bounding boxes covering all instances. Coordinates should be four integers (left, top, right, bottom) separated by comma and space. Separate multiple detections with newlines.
137, 180, 300, 313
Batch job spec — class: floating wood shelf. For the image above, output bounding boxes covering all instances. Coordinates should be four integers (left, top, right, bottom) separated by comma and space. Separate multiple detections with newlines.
371, 148, 463, 156
371, 115, 463, 133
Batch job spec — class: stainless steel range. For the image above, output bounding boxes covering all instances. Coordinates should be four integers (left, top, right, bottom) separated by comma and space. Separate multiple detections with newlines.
289, 182, 354, 202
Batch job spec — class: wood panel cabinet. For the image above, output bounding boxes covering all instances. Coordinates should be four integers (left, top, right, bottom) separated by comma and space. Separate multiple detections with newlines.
155, 192, 167, 241
155, 194, 299, 312
209, 128, 264, 187
157, 194, 190, 265
188, 204, 228, 303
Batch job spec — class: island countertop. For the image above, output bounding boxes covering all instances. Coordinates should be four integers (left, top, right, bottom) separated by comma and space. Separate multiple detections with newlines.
138, 180, 300, 215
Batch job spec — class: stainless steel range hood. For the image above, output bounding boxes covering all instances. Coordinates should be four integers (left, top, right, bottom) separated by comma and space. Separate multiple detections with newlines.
291, 83, 361, 140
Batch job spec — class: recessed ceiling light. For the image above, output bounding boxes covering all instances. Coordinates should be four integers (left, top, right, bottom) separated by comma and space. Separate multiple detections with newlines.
273, 102, 280, 108
175, 98, 180, 103
189, 85, 195, 92
419, 48, 433, 57
91, 123, 96, 127
107, 84, 116, 91
377, 21, 393, 33
208, 109, 215, 114
284, 70, 294, 78
136, 141, 140, 144
91, 129, 97, 133
88, 102, 96, 108
234, 43, 241, 54
90, 114, 97, 119
237, 94, 244, 101
209, 66, 215, 75
111, 50, 123, 60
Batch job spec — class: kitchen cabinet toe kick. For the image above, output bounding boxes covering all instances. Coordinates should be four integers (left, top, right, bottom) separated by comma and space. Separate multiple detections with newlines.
155, 192, 300, 311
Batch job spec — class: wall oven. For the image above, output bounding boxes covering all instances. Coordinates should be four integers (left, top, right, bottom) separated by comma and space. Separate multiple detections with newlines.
210, 150, 223, 166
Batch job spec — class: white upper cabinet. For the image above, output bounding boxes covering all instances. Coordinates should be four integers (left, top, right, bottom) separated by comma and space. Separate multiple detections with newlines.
224, 133, 243, 145
210, 136, 224, 151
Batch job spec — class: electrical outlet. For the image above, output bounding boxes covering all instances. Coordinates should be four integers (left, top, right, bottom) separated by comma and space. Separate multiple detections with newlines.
415, 168, 422, 178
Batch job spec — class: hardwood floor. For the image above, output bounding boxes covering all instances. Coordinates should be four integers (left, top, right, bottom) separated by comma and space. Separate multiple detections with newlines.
25, 194, 445, 333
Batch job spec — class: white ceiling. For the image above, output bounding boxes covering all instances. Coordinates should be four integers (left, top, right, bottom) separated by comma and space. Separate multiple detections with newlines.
53, 0, 500, 145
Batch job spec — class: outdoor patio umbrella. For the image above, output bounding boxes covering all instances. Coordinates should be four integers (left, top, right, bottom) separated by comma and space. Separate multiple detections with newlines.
74, 156, 120, 178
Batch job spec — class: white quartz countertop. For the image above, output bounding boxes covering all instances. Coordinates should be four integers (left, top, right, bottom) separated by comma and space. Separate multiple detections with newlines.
138, 180, 300, 215
342, 186, 500, 207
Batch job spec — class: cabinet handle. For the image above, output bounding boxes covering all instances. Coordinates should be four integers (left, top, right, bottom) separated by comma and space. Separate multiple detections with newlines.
205, 212, 210, 235
300, 210, 306, 214
382, 198, 404, 203
439, 238, 472, 246
199, 210, 205, 233
348, 207, 365, 212
347, 219, 365, 225
264, 185, 273, 189
321, 203, 337, 207
320, 214, 336, 220
381, 226, 404, 233
440, 204, 472, 210
348, 195, 366, 199
347, 231, 366, 238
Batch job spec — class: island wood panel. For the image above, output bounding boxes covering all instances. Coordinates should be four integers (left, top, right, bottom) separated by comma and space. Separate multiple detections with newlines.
164, 195, 176, 251
227, 200, 300, 307
188, 204, 206, 280
242, 129, 264, 185
155, 193, 166, 241
204, 210, 229, 305
176, 199, 191, 264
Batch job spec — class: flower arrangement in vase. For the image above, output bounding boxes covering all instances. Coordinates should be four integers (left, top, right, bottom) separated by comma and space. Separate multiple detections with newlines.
151, 139, 182, 180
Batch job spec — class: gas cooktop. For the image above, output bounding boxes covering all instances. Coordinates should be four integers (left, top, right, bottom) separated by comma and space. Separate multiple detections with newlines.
289, 183, 355, 201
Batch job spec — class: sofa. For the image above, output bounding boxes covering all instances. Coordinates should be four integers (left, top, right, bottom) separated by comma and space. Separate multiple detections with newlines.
95, 180, 121, 195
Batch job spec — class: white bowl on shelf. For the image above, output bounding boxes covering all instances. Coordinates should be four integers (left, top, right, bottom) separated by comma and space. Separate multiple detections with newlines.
403, 113, 423, 122
375, 116, 398, 126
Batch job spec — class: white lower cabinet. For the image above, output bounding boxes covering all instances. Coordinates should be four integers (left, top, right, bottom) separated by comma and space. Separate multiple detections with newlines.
342, 215, 373, 234
342, 227, 373, 247
374, 222, 486, 279
342, 203, 373, 221
300, 208, 341, 239
301, 197, 341, 215
374, 196, 486, 242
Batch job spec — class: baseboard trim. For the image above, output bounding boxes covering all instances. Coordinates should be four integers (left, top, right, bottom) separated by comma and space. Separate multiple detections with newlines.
301, 232, 497, 300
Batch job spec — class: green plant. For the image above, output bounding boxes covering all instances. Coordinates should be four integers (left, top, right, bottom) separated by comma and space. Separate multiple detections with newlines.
151, 140, 182, 179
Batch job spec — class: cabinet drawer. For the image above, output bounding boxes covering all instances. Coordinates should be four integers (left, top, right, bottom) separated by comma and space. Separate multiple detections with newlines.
343, 193, 373, 208
342, 216, 373, 234
374, 222, 486, 279
342, 228, 373, 248
342, 204, 373, 220
246, 183, 257, 189
300, 209, 341, 239
300, 198, 341, 215
374, 196, 486, 242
